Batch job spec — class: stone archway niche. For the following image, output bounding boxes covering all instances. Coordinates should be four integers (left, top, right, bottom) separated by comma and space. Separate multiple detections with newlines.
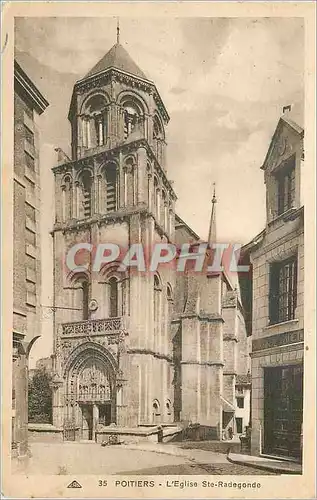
63, 343, 118, 440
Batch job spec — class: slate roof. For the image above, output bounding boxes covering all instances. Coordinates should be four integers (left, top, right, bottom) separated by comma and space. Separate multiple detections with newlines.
84, 42, 148, 80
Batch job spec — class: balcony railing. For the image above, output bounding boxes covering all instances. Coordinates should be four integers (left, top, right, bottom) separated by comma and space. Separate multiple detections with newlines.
61, 316, 126, 337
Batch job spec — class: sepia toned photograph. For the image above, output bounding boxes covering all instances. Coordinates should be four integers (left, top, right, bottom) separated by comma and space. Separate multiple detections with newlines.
2, 2, 316, 498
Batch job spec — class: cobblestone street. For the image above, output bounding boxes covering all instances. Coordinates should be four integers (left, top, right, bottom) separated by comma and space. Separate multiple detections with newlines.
14, 442, 276, 476
123, 462, 275, 475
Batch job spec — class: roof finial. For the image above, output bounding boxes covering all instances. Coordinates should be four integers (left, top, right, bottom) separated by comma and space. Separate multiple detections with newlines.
117, 18, 120, 44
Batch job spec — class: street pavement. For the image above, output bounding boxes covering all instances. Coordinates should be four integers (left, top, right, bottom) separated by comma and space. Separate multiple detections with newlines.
14, 441, 276, 476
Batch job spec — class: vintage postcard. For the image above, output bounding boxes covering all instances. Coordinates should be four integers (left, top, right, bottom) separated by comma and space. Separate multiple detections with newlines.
1, 1, 316, 498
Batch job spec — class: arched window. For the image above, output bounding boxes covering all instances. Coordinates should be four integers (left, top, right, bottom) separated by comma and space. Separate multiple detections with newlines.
109, 277, 118, 317
62, 175, 72, 221
70, 272, 90, 320
154, 274, 161, 290
124, 105, 138, 138
82, 94, 107, 149
167, 283, 173, 322
152, 399, 161, 423
167, 283, 173, 302
125, 158, 136, 206
122, 99, 144, 140
153, 400, 160, 414
166, 399, 172, 416
153, 115, 164, 162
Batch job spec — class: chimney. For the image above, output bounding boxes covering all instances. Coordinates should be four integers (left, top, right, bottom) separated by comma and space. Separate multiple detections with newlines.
282, 105, 292, 114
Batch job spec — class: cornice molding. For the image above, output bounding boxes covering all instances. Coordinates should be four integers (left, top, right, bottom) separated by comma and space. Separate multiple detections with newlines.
126, 348, 172, 363
52, 138, 177, 200
181, 361, 224, 367
71, 68, 169, 123
14, 61, 49, 115
175, 312, 224, 323
52, 205, 174, 235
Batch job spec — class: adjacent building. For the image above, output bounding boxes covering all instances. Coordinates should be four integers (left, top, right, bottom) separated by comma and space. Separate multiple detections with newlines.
12, 61, 49, 458
234, 373, 251, 435
50, 37, 251, 442
241, 106, 304, 460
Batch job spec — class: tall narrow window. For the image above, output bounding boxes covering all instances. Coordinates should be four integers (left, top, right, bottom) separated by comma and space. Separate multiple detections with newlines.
105, 164, 117, 212
154, 178, 160, 221
81, 171, 93, 218
124, 168, 128, 206
167, 283, 173, 323
132, 168, 137, 205
95, 115, 104, 146
109, 277, 118, 317
153, 116, 164, 162
148, 172, 152, 211
82, 119, 91, 148
154, 275, 162, 350
269, 256, 297, 324
82, 281, 89, 320
277, 155, 296, 215
162, 191, 167, 229
122, 99, 144, 140
168, 208, 173, 234
63, 175, 73, 221
83, 95, 107, 148
82, 119, 87, 148
124, 106, 138, 139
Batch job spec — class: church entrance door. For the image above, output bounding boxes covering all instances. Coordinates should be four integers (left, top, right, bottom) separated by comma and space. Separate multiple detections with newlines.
81, 404, 93, 440
98, 403, 112, 426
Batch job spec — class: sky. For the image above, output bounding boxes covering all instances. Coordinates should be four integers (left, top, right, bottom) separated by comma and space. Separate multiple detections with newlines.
14, 17, 304, 365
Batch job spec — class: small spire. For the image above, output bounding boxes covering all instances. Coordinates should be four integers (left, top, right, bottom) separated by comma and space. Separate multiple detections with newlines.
212, 182, 217, 204
117, 18, 120, 44
208, 182, 217, 245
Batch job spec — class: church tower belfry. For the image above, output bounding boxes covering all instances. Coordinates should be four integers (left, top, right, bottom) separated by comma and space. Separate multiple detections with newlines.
60, 31, 174, 224
51, 32, 177, 434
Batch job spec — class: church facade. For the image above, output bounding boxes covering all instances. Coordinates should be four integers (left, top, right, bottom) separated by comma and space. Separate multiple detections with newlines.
51, 37, 250, 441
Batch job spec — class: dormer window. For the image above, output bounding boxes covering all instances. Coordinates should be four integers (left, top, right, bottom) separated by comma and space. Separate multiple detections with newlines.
276, 155, 296, 215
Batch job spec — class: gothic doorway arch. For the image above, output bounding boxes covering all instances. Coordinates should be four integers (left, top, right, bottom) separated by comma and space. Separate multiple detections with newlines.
63, 343, 118, 441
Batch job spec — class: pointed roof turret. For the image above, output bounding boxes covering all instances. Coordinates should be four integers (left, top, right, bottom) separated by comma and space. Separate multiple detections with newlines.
69, 25, 169, 125
208, 183, 217, 245
84, 42, 148, 81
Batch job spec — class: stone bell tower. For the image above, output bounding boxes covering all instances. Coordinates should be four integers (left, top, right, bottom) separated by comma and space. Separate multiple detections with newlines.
51, 30, 178, 439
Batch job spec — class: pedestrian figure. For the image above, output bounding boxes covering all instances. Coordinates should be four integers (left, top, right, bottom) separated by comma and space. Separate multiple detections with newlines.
228, 426, 233, 440
157, 425, 163, 443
